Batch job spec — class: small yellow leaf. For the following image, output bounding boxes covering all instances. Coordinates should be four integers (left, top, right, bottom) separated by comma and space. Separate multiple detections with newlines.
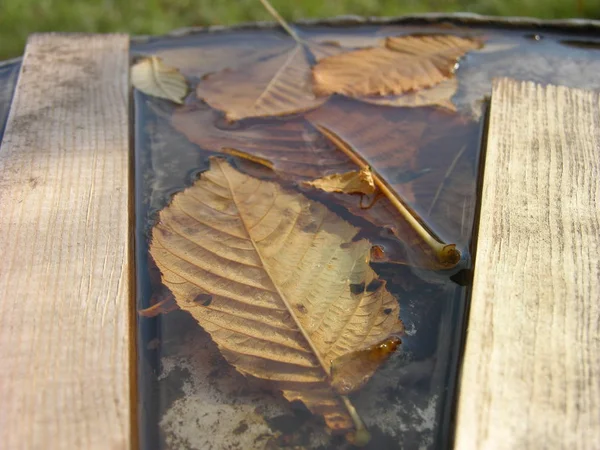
131, 56, 188, 104
304, 167, 377, 195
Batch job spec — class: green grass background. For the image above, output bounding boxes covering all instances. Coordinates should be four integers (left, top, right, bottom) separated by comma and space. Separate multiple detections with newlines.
1, 0, 599, 60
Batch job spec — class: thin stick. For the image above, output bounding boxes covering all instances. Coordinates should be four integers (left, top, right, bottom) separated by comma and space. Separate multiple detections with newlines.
341, 396, 371, 446
259, 0, 304, 44
314, 124, 460, 268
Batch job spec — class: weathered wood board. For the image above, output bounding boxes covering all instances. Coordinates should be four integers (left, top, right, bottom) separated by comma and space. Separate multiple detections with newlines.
0, 34, 132, 449
455, 78, 600, 449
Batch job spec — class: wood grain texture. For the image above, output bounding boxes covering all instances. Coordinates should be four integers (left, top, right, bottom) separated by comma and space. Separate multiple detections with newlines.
455, 78, 600, 449
0, 34, 132, 449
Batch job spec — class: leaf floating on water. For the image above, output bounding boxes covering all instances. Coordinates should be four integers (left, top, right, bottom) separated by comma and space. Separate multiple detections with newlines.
312, 34, 482, 98
331, 336, 402, 395
195, 0, 341, 121
150, 157, 403, 442
303, 166, 376, 195
131, 56, 188, 104
196, 42, 340, 121
360, 78, 458, 111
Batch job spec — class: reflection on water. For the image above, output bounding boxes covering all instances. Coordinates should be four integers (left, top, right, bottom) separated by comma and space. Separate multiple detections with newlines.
133, 24, 600, 449
0, 61, 21, 142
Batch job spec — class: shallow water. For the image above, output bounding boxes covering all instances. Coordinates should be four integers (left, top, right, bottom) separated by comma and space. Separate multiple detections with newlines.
132, 23, 600, 449
0, 61, 20, 142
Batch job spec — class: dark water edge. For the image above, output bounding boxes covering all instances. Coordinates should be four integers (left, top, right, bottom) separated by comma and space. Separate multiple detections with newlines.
132, 24, 600, 450
0, 61, 21, 143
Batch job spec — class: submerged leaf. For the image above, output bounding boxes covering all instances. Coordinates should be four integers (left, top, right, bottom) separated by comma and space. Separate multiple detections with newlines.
154, 39, 288, 79
150, 157, 403, 440
312, 34, 482, 98
196, 42, 340, 121
303, 166, 376, 195
171, 105, 356, 179
131, 56, 188, 104
360, 78, 458, 111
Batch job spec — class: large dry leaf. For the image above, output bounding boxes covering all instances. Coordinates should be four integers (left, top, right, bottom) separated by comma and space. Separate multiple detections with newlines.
131, 56, 188, 104
150, 157, 403, 440
312, 34, 482, 98
360, 78, 458, 111
196, 41, 341, 121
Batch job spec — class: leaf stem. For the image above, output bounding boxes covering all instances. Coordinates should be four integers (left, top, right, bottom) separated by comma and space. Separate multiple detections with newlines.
314, 124, 461, 269
259, 0, 304, 44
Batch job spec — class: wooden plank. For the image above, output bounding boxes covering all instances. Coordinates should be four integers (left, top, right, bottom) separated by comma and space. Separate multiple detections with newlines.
454, 78, 600, 449
0, 34, 132, 449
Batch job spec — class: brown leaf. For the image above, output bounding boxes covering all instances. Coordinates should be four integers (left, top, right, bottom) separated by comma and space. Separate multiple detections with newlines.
171, 104, 356, 179
196, 41, 341, 121
150, 157, 403, 441
172, 98, 478, 268
359, 78, 458, 111
312, 34, 482, 98
303, 166, 376, 195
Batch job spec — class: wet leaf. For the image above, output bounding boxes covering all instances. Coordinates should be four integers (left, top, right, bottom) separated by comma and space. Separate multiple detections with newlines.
359, 78, 458, 111
172, 97, 477, 268
306, 98, 480, 265
196, 41, 340, 121
171, 104, 356, 179
303, 166, 376, 195
154, 39, 288, 79
150, 157, 403, 442
131, 56, 188, 104
331, 336, 401, 395
313, 34, 482, 98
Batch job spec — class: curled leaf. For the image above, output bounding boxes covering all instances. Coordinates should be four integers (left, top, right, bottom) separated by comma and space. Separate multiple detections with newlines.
131, 56, 188, 104
331, 336, 401, 395
312, 34, 482, 98
303, 166, 376, 195
150, 157, 403, 441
